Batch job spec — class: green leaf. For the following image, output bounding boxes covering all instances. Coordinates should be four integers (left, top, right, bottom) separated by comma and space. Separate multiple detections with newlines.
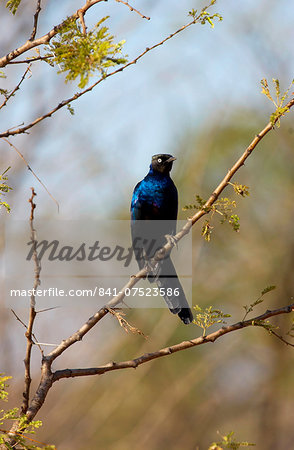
193, 305, 231, 336
261, 78, 294, 126
0, 375, 12, 402
229, 214, 240, 232
229, 182, 250, 197
261, 285, 276, 296
67, 103, 75, 115
5, 0, 22, 14
202, 220, 213, 241
47, 17, 128, 89
242, 286, 276, 321
0, 168, 12, 214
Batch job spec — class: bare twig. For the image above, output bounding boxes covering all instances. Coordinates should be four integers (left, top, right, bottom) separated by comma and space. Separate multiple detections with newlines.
2, 138, 59, 211
0, 9, 214, 138
30, 0, 42, 41
7, 56, 50, 64
52, 303, 294, 381
115, 0, 150, 20
21, 188, 41, 415
270, 330, 294, 347
0, 65, 31, 110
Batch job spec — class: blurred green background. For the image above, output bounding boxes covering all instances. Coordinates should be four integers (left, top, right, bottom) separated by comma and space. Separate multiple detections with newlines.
1, 1, 294, 449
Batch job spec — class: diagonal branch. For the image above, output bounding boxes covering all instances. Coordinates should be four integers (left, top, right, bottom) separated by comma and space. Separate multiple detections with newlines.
0, 65, 31, 110
52, 303, 294, 381
6, 55, 50, 65
115, 0, 150, 20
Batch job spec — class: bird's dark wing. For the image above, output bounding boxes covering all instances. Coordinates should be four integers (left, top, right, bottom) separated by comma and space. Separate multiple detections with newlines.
130, 172, 193, 324
157, 256, 194, 324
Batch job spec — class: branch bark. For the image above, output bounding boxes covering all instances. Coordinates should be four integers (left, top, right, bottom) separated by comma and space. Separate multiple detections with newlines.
52, 303, 294, 381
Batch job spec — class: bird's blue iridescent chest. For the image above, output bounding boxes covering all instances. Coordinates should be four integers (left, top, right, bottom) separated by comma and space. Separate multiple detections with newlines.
131, 169, 178, 221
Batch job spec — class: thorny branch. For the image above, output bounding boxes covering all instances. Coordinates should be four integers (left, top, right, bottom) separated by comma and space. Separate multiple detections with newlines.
115, 0, 150, 20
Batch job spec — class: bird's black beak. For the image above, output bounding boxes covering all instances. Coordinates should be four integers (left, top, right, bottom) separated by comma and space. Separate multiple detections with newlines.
166, 156, 177, 163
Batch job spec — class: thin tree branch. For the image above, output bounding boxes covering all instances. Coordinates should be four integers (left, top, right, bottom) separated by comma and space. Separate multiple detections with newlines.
52, 303, 294, 381
21, 188, 41, 415
270, 330, 294, 347
0, 10, 213, 138
0, 65, 31, 110
0, 0, 105, 68
115, 0, 150, 20
2, 138, 59, 211
7, 56, 50, 65
30, 0, 42, 41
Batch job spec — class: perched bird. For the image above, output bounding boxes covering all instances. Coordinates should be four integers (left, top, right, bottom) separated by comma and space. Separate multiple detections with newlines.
130, 154, 193, 324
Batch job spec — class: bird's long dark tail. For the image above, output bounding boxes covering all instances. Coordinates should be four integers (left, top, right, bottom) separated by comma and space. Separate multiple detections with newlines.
156, 256, 193, 325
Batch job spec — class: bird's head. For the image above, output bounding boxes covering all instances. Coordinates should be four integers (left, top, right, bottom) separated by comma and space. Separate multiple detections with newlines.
150, 154, 176, 174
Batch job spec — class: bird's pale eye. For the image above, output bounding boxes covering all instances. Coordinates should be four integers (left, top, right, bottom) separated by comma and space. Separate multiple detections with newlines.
157, 158, 162, 163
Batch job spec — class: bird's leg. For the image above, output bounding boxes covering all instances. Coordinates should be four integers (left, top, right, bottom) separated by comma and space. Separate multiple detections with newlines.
165, 234, 178, 249
142, 250, 160, 283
